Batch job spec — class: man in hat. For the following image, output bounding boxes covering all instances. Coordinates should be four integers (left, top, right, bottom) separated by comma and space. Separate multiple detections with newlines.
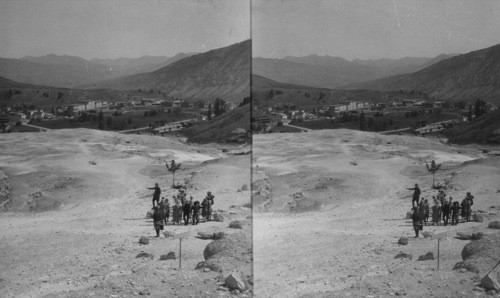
407, 183, 421, 209
148, 183, 161, 208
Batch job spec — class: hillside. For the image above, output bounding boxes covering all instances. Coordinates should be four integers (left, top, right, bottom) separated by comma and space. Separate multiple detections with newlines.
341, 44, 500, 103
252, 75, 388, 107
0, 76, 135, 107
0, 53, 199, 89
444, 109, 500, 144
0, 56, 116, 88
253, 54, 454, 89
84, 40, 251, 103
182, 104, 250, 143
253, 57, 376, 89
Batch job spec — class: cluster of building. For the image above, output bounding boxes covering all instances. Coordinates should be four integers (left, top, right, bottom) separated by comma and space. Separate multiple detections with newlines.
66, 101, 109, 112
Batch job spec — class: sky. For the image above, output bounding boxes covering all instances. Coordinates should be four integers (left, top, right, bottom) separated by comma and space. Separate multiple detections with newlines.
253, 0, 500, 60
0, 0, 250, 59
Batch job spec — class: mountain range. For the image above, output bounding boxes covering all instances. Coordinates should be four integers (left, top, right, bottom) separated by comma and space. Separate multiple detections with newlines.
84, 40, 251, 102
340, 44, 500, 102
253, 54, 455, 89
0, 52, 197, 88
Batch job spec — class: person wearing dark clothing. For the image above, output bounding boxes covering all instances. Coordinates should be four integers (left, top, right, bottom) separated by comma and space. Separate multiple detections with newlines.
152, 207, 163, 237
183, 199, 192, 225
451, 201, 460, 226
201, 198, 208, 220
205, 192, 214, 221
437, 190, 446, 206
407, 184, 421, 209
192, 201, 200, 225
148, 183, 161, 208
466, 192, 474, 206
411, 207, 423, 238
422, 199, 430, 225
461, 198, 471, 222
441, 201, 451, 226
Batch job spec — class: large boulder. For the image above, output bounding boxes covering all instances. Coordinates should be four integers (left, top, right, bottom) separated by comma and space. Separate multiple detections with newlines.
198, 232, 252, 274
460, 233, 500, 275
225, 272, 246, 291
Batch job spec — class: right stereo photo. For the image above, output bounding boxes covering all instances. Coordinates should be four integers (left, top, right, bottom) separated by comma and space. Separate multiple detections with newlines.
251, 1, 500, 297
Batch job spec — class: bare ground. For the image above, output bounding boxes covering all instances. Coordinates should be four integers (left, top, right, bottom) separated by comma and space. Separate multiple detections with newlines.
253, 129, 500, 298
0, 129, 251, 297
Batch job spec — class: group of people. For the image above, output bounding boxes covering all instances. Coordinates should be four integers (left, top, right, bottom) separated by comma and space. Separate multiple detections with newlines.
408, 183, 475, 238
148, 183, 216, 237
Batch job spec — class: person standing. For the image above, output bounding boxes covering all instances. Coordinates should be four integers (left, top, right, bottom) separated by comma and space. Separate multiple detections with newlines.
152, 207, 163, 237
183, 197, 193, 225
201, 198, 208, 220
423, 199, 430, 225
451, 201, 461, 226
465, 191, 474, 207
407, 184, 421, 209
461, 197, 471, 222
192, 200, 200, 225
442, 200, 451, 226
148, 183, 161, 208
412, 207, 423, 238
431, 199, 441, 225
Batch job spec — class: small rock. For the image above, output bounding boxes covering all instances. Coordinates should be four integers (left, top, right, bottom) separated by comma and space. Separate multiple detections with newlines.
212, 231, 226, 240
159, 252, 176, 260
139, 237, 149, 245
203, 268, 211, 272
136, 252, 154, 259
395, 252, 413, 260
422, 231, 433, 239
418, 252, 434, 261
225, 272, 246, 291
482, 272, 500, 291
488, 221, 500, 229
473, 214, 484, 222
213, 213, 224, 222
229, 221, 243, 229
398, 237, 409, 245
241, 184, 248, 191
163, 231, 175, 238
197, 232, 214, 239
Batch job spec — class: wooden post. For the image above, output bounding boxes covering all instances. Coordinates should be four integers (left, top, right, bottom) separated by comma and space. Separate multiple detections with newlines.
179, 238, 182, 269
437, 238, 440, 269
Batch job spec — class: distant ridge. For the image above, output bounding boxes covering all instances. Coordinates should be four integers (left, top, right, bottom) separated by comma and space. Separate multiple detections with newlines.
253, 53, 453, 89
340, 44, 500, 103
84, 40, 250, 102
